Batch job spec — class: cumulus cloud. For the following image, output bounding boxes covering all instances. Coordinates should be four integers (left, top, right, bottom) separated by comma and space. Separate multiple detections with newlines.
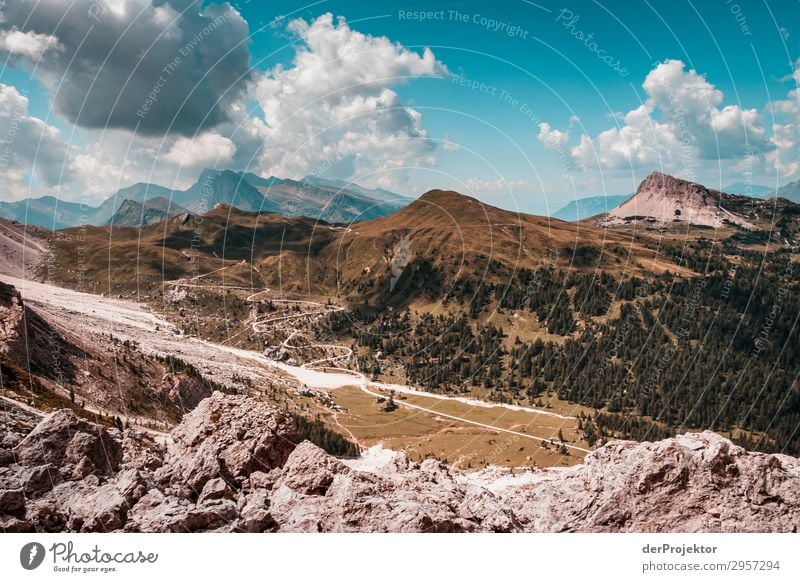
767, 59, 800, 177
442, 134, 460, 152
164, 132, 236, 167
773, 59, 800, 123
570, 105, 680, 170
464, 177, 538, 194
540, 59, 774, 174
0, 28, 61, 60
537, 122, 570, 150
0, 83, 72, 200
252, 13, 446, 188
643, 60, 769, 159
1, 0, 252, 135
65, 127, 239, 199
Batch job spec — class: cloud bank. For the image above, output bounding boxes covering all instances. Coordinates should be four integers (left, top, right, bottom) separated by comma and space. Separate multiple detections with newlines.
1, 0, 252, 136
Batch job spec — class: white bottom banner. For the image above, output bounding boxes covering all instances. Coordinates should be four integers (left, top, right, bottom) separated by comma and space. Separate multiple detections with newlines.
1, 533, 797, 581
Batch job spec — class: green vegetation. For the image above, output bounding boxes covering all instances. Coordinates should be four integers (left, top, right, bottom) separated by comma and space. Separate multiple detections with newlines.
292, 413, 360, 458
325, 242, 800, 455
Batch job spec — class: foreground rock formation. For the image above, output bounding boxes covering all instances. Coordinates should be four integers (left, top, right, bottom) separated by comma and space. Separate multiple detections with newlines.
1, 392, 798, 532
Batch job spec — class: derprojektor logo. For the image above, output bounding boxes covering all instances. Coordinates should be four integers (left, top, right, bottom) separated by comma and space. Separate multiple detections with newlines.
19, 542, 46, 570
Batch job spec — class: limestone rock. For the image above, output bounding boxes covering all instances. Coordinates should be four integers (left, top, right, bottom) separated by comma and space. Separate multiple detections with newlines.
14, 409, 122, 478
495, 431, 800, 532
3, 393, 799, 533
0, 487, 25, 517
163, 376, 212, 410
161, 392, 297, 497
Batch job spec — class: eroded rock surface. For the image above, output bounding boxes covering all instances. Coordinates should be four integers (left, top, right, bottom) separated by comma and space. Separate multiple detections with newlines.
1, 392, 798, 533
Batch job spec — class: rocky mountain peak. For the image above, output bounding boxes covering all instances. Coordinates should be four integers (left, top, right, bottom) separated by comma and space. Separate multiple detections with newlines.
604, 171, 753, 229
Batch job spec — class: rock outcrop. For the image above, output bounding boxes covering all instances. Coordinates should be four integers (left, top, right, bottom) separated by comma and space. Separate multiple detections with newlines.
14, 409, 122, 479
158, 393, 296, 498
1, 392, 798, 533
603, 172, 754, 229
488, 431, 800, 532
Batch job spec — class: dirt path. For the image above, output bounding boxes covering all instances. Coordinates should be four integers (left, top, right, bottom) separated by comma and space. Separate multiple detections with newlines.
355, 384, 590, 454
3, 274, 586, 454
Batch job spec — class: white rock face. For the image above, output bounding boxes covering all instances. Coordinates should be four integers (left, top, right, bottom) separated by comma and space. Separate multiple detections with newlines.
604, 172, 753, 229
1, 394, 798, 533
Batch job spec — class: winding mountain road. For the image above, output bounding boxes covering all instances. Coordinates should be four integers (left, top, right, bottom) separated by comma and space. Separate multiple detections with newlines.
3, 274, 586, 455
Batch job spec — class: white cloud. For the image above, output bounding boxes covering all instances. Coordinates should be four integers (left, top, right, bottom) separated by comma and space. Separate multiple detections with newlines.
442, 134, 460, 152
643, 60, 769, 159
0, 27, 61, 60
164, 132, 237, 167
540, 59, 775, 175
65, 129, 230, 200
252, 13, 446, 189
570, 105, 680, 170
0, 83, 72, 200
537, 122, 569, 150
2, 0, 252, 135
464, 177, 537, 194
766, 123, 799, 177
773, 59, 800, 123
766, 58, 800, 177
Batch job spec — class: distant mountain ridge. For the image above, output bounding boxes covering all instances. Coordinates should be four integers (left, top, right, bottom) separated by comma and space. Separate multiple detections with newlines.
0, 171, 412, 230
108, 198, 191, 228
723, 182, 773, 197
762, 179, 800, 203
551, 195, 631, 222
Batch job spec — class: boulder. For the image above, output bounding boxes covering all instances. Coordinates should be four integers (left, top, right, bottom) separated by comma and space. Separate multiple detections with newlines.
496, 431, 800, 532
127, 489, 238, 532
163, 376, 212, 410
0, 487, 25, 517
197, 477, 235, 504
13, 409, 122, 478
161, 392, 297, 497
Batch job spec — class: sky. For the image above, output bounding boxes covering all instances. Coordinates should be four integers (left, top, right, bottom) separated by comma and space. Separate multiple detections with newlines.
0, 0, 798, 215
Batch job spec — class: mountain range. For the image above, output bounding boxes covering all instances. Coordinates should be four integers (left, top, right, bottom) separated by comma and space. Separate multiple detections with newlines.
0, 171, 413, 230
551, 194, 631, 222
764, 178, 800, 203
2, 169, 800, 526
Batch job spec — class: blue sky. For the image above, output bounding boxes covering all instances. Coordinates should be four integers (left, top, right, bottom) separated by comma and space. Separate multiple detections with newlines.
1, 0, 798, 215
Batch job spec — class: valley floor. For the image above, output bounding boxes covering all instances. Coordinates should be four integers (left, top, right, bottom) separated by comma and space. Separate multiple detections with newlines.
1, 274, 589, 467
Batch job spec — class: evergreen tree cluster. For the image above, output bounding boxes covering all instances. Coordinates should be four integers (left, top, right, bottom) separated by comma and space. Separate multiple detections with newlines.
292, 413, 360, 458
323, 243, 800, 454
